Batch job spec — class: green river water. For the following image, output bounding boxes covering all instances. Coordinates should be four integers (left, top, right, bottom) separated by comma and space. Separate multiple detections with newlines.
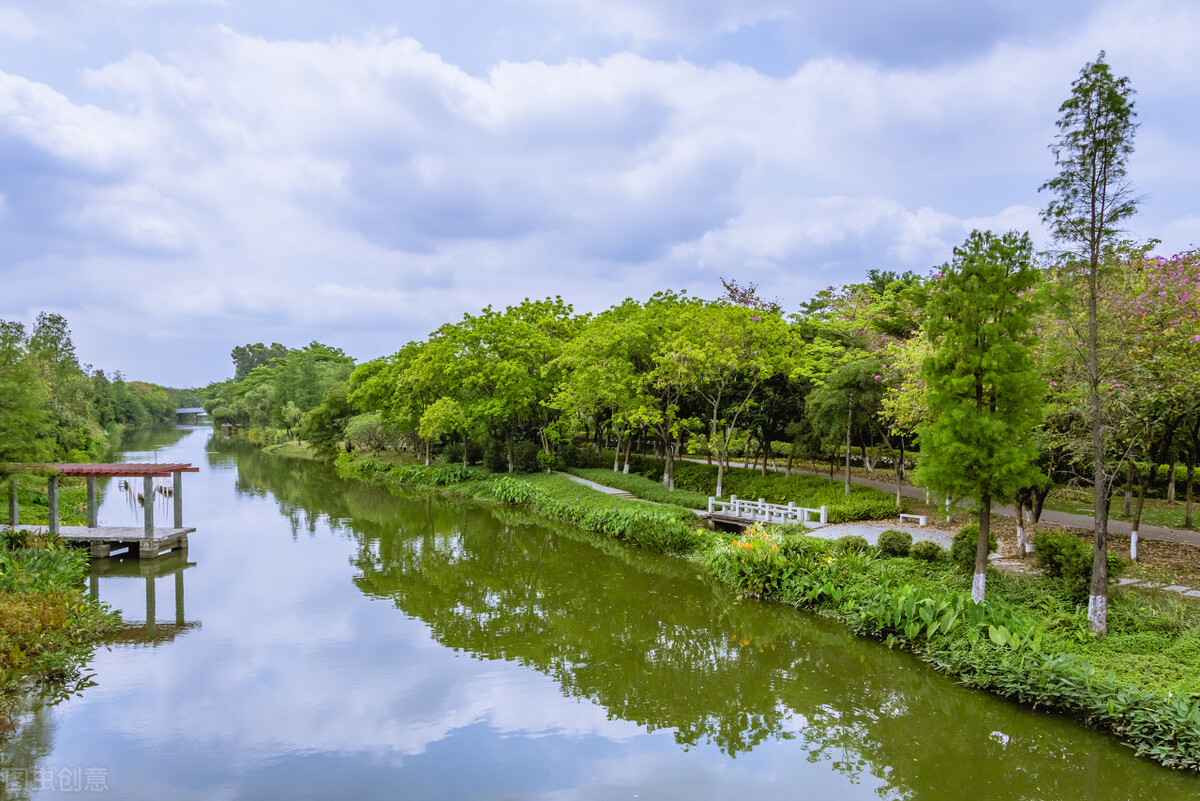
1, 425, 1196, 799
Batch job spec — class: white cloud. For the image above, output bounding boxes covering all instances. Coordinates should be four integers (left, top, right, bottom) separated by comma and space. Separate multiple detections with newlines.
0, 7, 36, 39
0, 2, 1198, 383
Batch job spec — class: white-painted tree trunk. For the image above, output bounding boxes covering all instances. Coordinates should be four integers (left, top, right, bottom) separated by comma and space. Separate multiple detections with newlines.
1089, 594, 1107, 627
1131, 530, 1138, 561
972, 572, 986, 603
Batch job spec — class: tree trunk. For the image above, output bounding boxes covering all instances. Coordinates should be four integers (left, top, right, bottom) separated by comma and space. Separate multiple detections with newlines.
462, 435, 469, 468
895, 438, 904, 508
1167, 461, 1177, 504
1016, 495, 1028, 556
613, 431, 622, 472
1130, 462, 1148, 562
716, 460, 725, 498
844, 400, 853, 497
973, 490, 991, 602
1123, 463, 1133, 517
1186, 451, 1195, 529
623, 436, 632, 474
1087, 259, 1108, 635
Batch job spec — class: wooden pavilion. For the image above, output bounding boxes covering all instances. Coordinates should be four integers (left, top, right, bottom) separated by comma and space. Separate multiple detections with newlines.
5, 463, 198, 559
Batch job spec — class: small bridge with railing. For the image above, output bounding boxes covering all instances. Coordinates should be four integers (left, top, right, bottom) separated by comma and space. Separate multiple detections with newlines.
705, 495, 828, 529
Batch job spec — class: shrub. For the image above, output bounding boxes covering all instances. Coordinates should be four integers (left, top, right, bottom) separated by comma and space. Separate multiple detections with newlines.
910, 540, 946, 562
484, 441, 508, 472
442, 443, 464, 464
488, 475, 702, 554
512, 441, 541, 473
561, 444, 607, 469
877, 529, 912, 557
1034, 531, 1090, 584
951, 524, 997, 570
1034, 531, 1125, 594
835, 535, 869, 553
536, 451, 560, 472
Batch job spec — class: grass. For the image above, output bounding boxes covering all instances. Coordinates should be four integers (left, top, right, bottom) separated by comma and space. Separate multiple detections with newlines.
0, 475, 90, 528
565, 468, 710, 509
1044, 485, 1196, 530
263, 441, 319, 460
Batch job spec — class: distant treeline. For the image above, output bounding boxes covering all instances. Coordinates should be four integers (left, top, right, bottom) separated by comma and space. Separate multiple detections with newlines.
0, 312, 199, 465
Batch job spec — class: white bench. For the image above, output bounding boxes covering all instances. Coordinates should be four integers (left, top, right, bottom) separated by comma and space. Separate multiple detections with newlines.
898, 513, 927, 526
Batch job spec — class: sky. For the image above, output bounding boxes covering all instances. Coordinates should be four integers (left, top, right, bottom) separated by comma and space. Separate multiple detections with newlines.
1, 0, 1197, 388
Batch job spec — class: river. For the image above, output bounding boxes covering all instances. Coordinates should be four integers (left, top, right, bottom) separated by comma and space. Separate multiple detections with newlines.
1, 425, 1195, 800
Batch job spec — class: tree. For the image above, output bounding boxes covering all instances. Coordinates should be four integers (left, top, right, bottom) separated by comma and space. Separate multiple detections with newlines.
0, 320, 51, 470
916, 230, 1045, 602
670, 301, 790, 498
805, 358, 886, 496
231, 342, 291, 381
1040, 51, 1138, 634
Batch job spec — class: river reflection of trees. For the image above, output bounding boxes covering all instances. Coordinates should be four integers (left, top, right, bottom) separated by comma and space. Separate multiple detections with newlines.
233, 448, 1198, 801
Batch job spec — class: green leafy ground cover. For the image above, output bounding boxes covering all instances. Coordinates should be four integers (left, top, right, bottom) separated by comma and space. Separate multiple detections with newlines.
335, 454, 1200, 771
0, 536, 121, 730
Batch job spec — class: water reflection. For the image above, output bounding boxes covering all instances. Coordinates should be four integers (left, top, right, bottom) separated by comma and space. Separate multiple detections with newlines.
89, 551, 200, 645
232, 446, 1198, 801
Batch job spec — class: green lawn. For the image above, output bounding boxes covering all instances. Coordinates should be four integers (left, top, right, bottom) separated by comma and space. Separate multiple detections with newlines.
1044, 487, 1196, 530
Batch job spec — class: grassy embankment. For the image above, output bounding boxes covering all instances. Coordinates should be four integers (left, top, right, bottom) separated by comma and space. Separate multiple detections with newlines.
331, 452, 1200, 771
1, 478, 121, 731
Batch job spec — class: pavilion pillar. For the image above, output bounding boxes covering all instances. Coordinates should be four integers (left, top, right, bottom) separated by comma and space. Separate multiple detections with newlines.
47, 476, 59, 536
173, 471, 183, 528
7, 476, 16, 527
143, 475, 155, 537
86, 477, 98, 528
145, 574, 157, 639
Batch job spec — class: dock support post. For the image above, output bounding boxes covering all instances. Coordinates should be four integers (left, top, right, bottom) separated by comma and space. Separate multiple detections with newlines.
175, 569, 185, 626
47, 476, 59, 536
143, 475, 154, 538
86, 477, 98, 528
7, 476, 16, 527
145, 575, 156, 638
173, 471, 183, 528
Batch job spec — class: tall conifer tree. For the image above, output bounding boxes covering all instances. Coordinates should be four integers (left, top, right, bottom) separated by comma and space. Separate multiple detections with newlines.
917, 230, 1045, 602
1040, 52, 1138, 634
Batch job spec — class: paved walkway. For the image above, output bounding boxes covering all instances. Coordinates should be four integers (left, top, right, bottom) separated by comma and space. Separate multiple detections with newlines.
556, 472, 635, 499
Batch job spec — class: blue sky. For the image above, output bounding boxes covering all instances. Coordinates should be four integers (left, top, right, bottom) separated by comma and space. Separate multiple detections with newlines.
1, 0, 1197, 387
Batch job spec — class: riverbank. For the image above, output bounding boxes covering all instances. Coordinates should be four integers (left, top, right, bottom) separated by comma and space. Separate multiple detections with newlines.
327, 452, 1200, 771
0, 533, 121, 732
1, 477, 122, 732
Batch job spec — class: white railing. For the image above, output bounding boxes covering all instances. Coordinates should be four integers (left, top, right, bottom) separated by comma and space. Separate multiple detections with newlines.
707, 495, 827, 525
